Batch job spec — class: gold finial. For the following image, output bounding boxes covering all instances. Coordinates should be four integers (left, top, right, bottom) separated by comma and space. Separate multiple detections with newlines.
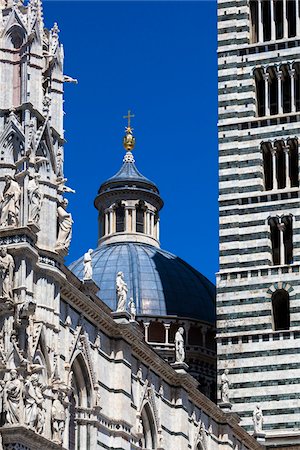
123, 110, 136, 151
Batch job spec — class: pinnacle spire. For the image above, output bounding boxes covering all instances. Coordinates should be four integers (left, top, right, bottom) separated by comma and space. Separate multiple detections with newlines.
123, 110, 135, 152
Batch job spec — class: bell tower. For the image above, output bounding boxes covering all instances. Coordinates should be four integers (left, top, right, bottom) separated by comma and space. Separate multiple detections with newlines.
217, 0, 300, 447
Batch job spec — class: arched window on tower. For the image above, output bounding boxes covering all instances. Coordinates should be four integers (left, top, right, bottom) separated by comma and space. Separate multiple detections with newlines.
275, 0, 284, 39
115, 202, 125, 233
136, 201, 145, 233
262, 0, 272, 41
287, 0, 297, 37
262, 141, 273, 190
272, 289, 290, 330
269, 217, 281, 265
267, 66, 278, 115
138, 404, 157, 449
287, 138, 299, 187
269, 216, 293, 265
282, 215, 293, 264
274, 140, 286, 189
254, 68, 266, 117
250, 0, 259, 43
281, 65, 292, 113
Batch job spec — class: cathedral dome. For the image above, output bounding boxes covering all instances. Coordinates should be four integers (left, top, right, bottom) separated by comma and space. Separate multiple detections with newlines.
69, 242, 215, 323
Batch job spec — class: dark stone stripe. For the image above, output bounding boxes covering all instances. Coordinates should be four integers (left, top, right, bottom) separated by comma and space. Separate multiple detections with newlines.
218, 306, 300, 321
217, 322, 270, 332
219, 346, 300, 360
219, 111, 254, 120
218, 0, 248, 9
218, 12, 248, 22
219, 260, 270, 269
220, 245, 270, 257
220, 361, 300, 375
219, 219, 265, 229
220, 231, 269, 243
219, 201, 300, 216
231, 377, 300, 390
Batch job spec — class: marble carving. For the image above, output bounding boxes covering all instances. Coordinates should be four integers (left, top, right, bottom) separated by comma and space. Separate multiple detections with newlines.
116, 271, 128, 312
175, 327, 185, 363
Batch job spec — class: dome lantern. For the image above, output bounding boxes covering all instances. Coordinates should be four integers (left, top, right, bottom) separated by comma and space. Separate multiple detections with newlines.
94, 112, 164, 247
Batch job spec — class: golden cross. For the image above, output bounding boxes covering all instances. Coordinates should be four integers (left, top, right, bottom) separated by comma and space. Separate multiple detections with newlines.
123, 110, 135, 130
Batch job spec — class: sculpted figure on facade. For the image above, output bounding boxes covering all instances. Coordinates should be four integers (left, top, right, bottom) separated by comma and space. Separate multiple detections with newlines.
128, 297, 136, 321
116, 271, 128, 312
253, 405, 263, 434
3, 369, 22, 424
83, 249, 93, 280
28, 174, 43, 224
0, 174, 21, 227
24, 374, 45, 433
0, 247, 15, 303
56, 198, 73, 252
175, 327, 185, 363
220, 369, 230, 403
51, 392, 66, 444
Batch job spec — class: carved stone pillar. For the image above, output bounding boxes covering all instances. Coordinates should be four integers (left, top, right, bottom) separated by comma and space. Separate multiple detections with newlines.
164, 323, 171, 344
109, 209, 114, 234
296, 0, 300, 36
125, 207, 130, 232
270, 0, 276, 40
283, 145, 291, 188
150, 212, 155, 237
144, 322, 150, 342
290, 69, 296, 113
277, 71, 283, 114
264, 72, 270, 116
278, 222, 286, 265
271, 147, 278, 190
132, 208, 136, 233
258, 0, 263, 42
283, 0, 288, 38
104, 210, 109, 235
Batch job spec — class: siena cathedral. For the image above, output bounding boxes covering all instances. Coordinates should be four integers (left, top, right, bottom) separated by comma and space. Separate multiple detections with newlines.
0, 0, 298, 449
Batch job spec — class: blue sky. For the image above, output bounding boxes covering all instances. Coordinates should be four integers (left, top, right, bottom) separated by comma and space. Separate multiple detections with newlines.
43, 1, 218, 283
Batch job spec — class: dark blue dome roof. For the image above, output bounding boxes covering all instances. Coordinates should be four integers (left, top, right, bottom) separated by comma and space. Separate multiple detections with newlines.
69, 243, 215, 323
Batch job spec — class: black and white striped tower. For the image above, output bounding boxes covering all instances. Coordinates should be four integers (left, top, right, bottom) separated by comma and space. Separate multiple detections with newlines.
217, 0, 300, 447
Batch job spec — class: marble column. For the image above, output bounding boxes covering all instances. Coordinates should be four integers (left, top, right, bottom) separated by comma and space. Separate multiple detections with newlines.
271, 147, 278, 190
164, 323, 171, 344
270, 0, 276, 40
278, 222, 286, 265
105, 211, 109, 235
290, 69, 296, 113
277, 71, 283, 114
296, 0, 300, 36
125, 207, 130, 232
264, 72, 270, 116
283, 146, 291, 188
283, 0, 288, 39
109, 209, 114, 234
132, 208, 136, 233
150, 212, 155, 237
258, 0, 263, 42
144, 322, 150, 342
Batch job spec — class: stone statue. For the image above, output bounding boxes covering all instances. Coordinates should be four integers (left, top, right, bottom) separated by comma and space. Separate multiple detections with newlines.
128, 297, 136, 321
83, 249, 93, 280
28, 174, 43, 224
24, 374, 45, 433
56, 147, 64, 178
253, 405, 263, 434
3, 369, 22, 424
175, 327, 185, 363
56, 199, 73, 252
0, 174, 21, 227
116, 271, 128, 312
220, 369, 230, 403
0, 247, 15, 302
51, 392, 66, 444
